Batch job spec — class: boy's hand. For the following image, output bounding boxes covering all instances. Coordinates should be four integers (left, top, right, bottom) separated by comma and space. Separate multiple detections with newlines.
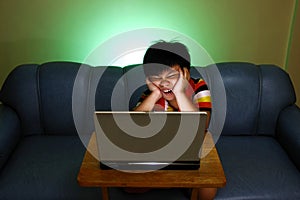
134, 78, 162, 111
146, 78, 162, 99
171, 68, 198, 112
172, 69, 189, 95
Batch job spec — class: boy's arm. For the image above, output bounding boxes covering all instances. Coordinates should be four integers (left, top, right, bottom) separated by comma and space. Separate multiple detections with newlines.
134, 90, 161, 111
134, 79, 162, 111
173, 91, 198, 112
173, 91, 211, 129
205, 111, 211, 129
173, 70, 212, 128
172, 69, 198, 112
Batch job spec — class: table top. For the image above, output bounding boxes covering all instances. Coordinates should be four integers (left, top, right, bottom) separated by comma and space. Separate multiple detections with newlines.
77, 132, 226, 188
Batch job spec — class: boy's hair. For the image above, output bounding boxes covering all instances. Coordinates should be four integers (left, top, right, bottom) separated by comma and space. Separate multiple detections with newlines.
143, 41, 191, 77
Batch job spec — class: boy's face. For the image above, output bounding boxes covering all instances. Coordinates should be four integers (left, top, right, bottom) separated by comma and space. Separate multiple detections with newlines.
148, 65, 190, 101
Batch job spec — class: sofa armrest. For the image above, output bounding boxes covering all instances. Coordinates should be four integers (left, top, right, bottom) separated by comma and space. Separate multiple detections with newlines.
277, 104, 300, 171
0, 103, 21, 170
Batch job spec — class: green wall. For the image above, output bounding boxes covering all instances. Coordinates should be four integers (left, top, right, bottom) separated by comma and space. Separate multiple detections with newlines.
287, 0, 300, 106
0, 0, 297, 88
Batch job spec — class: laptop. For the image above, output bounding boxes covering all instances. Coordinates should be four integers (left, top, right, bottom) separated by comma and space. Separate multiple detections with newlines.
94, 111, 207, 170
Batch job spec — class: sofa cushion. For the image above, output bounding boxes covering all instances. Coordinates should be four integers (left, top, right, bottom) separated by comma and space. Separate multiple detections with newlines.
258, 65, 296, 135
38, 62, 81, 135
0, 135, 102, 200
122, 64, 147, 110
0, 64, 43, 135
0, 105, 21, 170
215, 136, 300, 199
0, 134, 193, 200
213, 63, 296, 136
95, 66, 127, 111
277, 105, 300, 170
215, 63, 261, 136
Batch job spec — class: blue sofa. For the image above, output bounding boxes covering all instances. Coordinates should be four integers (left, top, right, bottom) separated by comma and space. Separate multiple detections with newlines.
0, 61, 299, 199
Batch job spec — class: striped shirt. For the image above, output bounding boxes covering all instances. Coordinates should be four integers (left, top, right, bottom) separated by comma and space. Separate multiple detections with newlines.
137, 78, 212, 111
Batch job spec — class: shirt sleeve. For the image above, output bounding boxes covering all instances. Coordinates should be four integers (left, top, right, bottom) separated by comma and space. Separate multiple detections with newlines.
192, 79, 212, 111
134, 89, 166, 111
134, 89, 151, 108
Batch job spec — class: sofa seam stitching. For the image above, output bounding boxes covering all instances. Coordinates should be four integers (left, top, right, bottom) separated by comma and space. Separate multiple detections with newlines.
255, 65, 263, 135
36, 65, 45, 135
123, 67, 130, 111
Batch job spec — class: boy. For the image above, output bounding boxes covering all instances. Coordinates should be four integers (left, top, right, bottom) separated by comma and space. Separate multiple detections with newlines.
135, 41, 211, 127
134, 41, 216, 200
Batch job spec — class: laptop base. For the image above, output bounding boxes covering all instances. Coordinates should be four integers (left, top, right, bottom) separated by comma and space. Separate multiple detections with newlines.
99, 161, 200, 170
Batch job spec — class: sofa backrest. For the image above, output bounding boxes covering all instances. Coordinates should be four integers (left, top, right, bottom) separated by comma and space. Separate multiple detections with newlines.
0, 64, 43, 135
0, 62, 80, 135
211, 62, 296, 136
0, 62, 296, 137
0, 62, 130, 136
122, 62, 296, 136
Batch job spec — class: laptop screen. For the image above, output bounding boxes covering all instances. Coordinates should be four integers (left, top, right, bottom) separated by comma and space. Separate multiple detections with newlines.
94, 111, 207, 170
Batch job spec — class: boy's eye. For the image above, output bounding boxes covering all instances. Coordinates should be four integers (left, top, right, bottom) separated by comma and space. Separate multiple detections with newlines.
168, 74, 178, 78
167, 74, 179, 79
149, 77, 162, 82
149, 73, 179, 82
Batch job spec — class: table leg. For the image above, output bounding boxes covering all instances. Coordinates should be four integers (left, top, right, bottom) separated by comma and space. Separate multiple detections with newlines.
101, 187, 109, 200
191, 188, 198, 200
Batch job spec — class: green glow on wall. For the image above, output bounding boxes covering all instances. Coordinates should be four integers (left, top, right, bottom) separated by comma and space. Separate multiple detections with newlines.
57, 0, 218, 63
285, 0, 299, 70
40, 0, 296, 65
0, 0, 297, 86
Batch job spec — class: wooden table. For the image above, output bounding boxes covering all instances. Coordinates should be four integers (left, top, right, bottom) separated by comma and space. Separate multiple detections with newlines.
77, 133, 226, 200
